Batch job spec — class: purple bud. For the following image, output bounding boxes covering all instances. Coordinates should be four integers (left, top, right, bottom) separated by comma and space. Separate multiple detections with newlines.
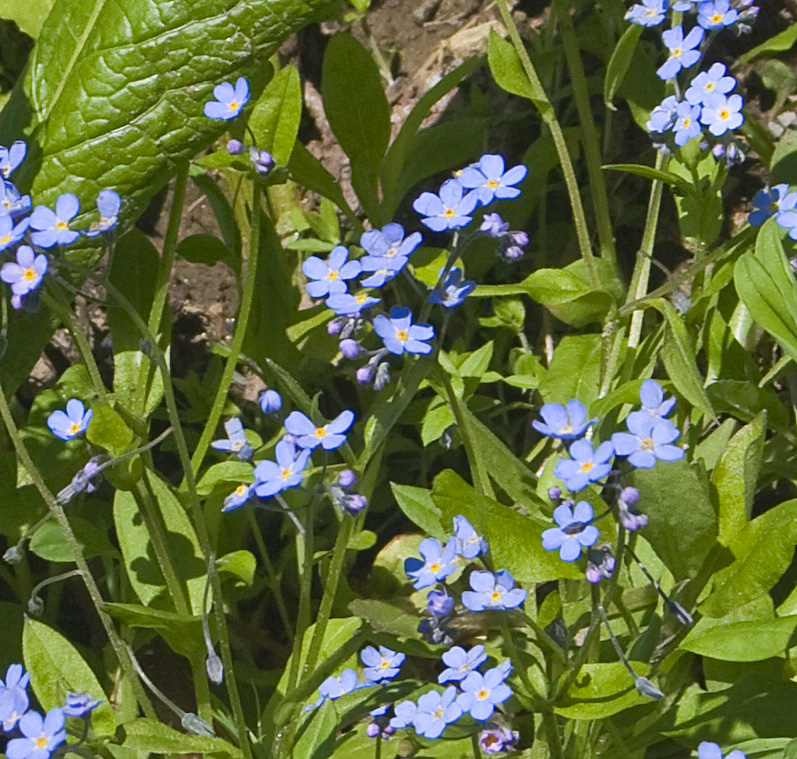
259, 389, 282, 415
345, 494, 367, 513
227, 139, 243, 155
619, 486, 639, 507
365, 723, 380, 738
356, 365, 374, 384
548, 486, 562, 501
338, 469, 356, 488
504, 245, 524, 261
427, 589, 454, 617
327, 317, 344, 335
339, 339, 360, 359
509, 230, 529, 247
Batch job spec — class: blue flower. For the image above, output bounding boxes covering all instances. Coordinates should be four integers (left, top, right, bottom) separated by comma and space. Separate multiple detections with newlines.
259, 389, 282, 415
413, 687, 462, 739
360, 256, 406, 288
457, 154, 527, 205
253, 439, 311, 498
0, 664, 30, 731
452, 515, 488, 559
30, 194, 80, 247
541, 501, 600, 562
361, 646, 405, 682
625, 0, 668, 26
461, 569, 526, 612
413, 178, 478, 232
0, 141, 26, 179
553, 438, 614, 492
211, 418, 253, 461
479, 726, 519, 755
456, 667, 512, 721
438, 644, 487, 684
532, 400, 596, 440
697, 0, 738, 29
316, 668, 360, 705
776, 191, 797, 239
427, 267, 476, 308
674, 102, 702, 146
647, 95, 680, 133
283, 409, 354, 450
657, 26, 704, 81
47, 399, 92, 441
62, 693, 100, 718
302, 246, 361, 299
373, 306, 434, 355
0, 214, 28, 252
480, 212, 510, 237
685, 62, 737, 105
390, 700, 417, 729
750, 184, 790, 227
639, 379, 676, 417
1, 246, 46, 298
427, 589, 454, 617
204, 78, 249, 120
360, 223, 422, 264
404, 537, 458, 589
617, 486, 648, 531
222, 483, 255, 512
5, 708, 65, 759
701, 93, 744, 136
698, 743, 746, 759
85, 190, 121, 237
611, 414, 684, 468
326, 291, 380, 315
0, 181, 31, 218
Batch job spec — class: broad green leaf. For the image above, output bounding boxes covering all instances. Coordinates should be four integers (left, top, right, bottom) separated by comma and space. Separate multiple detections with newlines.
769, 127, 797, 183
287, 141, 352, 215
487, 30, 550, 116
539, 334, 602, 406
555, 662, 651, 719
523, 267, 615, 327
603, 24, 642, 108
249, 65, 302, 166
1, 0, 56, 37
104, 602, 204, 658
348, 599, 422, 639
293, 699, 337, 759
711, 413, 765, 545
121, 718, 241, 758
632, 459, 717, 581
701, 499, 797, 617
176, 233, 235, 269
23, 618, 116, 736
682, 615, 797, 662
738, 23, 797, 63
390, 483, 445, 540
86, 404, 133, 457
705, 380, 789, 429
29, 516, 116, 562
196, 461, 254, 495
217, 550, 256, 587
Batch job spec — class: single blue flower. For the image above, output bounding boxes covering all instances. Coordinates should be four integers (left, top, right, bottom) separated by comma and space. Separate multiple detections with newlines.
390, 700, 417, 730
647, 95, 680, 133
553, 438, 614, 492
456, 667, 512, 721
673, 102, 702, 146
480, 212, 510, 237
413, 686, 462, 739
47, 399, 92, 441
222, 483, 255, 512
0, 214, 28, 252
30, 194, 80, 247
373, 306, 434, 355
361, 645, 405, 682
617, 486, 648, 531
211, 418, 253, 461
204, 78, 249, 120
698, 743, 746, 759
62, 693, 100, 718
1, 246, 46, 298
697, 0, 738, 28
427, 588, 455, 617
438, 644, 487, 684
685, 62, 737, 105
657, 26, 704, 81
404, 537, 458, 589
672, 0, 694, 8
532, 400, 596, 440
283, 409, 354, 450
360, 255, 406, 288
639, 379, 676, 417
316, 668, 360, 704
5, 708, 65, 759
303, 246, 361, 299
413, 178, 478, 232
750, 184, 791, 227
612, 414, 684, 468
461, 569, 526, 612
253, 439, 311, 497
457, 154, 527, 205
427, 267, 476, 308
625, 0, 668, 25
0, 181, 31, 218
85, 190, 121, 237
360, 223, 422, 263
0, 664, 30, 732
259, 389, 282, 415
776, 191, 797, 239
700, 93, 744, 136
452, 515, 488, 559
541, 501, 600, 562
326, 291, 380, 316
0, 141, 26, 179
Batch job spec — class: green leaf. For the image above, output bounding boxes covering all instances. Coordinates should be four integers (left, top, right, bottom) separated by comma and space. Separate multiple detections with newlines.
121, 718, 241, 758
176, 233, 234, 268
701, 499, 797, 617
539, 334, 602, 406
216, 550, 256, 587
293, 699, 337, 759
23, 618, 117, 736
196, 461, 254, 495
287, 141, 352, 214
682, 615, 797, 662
103, 602, 204, 658
604, 24, 642, 109
738, 24, 797, 63
555, 662, 652, 719
1, 0, 56, 37
522, 267, 615, 327
602, 163, 695, 192
705, 380, 789, 429
487, 30, 550, 116
769, 130, 797, 184
29, 517, 116, 562
348, 529, 376, 551
390, 483, 445, 539
711, 413, 765, 545
632, 459, 717, 581
249, 65, 302, 166
86, 404, 134, 457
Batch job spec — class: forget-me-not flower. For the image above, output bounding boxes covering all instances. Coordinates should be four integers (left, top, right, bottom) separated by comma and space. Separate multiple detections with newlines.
326, 291, 380, 315
0, 181, 31, 218
360, 223, 422, 264
390, 700, 418, 730
259, 389, 282, 415
457, 667, 513, 721
413, 178, 478, 232
283, 409, 354, 450
532, 399, 596, 440
360, 256, 406, 288
405, 537, 458, 589
303, 246, 361, 299
222, 483, 255, 512
625, 0, 668, 26
253, 439, 311, 497
373, 306, 434, 355
427, 588, 455, 617
0, 214, 28, 252
204, 78, 249, 120
657, 26, 704, 81
47, 399, 93, 441
30, 194, 80, 247
749, 184, 791, 227
438, 644, 487, 683
685, 62, 737, 105
85, 190, 121, 237
639, 379, 676, 417
461, 569, 526, 611
674, 102, 703, 146
479, 726, 520, 755
480, 212, 510, 237
413, 687, 462, 739
428, 267, 476, 308
62, 693, 100, 718
701, 93, 744, 136
457, 154, 527, 205
0, 141, 26, 179
316, 668, 360, 706
553, 438, 614, 492
612, 415, 684, 468
542, 501, 600, 561
211, 418, 253, 461
697, 743, 747, 759
0, 664, 30, 731
697, 0, 739, 29
647, 95, 680, 133
1, 246, 46, 298
453, 515, 488, 559
5, 708, 66, 759
776, 192, 797, 239
361, 646, 405, 682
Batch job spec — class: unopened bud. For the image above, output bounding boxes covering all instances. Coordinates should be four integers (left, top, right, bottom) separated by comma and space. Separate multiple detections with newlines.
206, 654, 224, 684
635, 676, 664, 700
338, 469, 356, 488
227, 139, 243, 155
339, 339, 360, 359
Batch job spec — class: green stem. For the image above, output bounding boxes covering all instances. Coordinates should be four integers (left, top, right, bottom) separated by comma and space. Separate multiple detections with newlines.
500, 613, 545, 704
286, 501, 315, 695
556, 1, 617, 273
471, 733, 483, 759
555, 585, 602, 700
541, 709, 564, 759
495, 0, 599, 287
0, 380, 155, 718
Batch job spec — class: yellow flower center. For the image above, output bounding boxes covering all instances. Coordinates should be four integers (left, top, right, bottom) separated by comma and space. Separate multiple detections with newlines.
23, 267, 36, 281
429, 562, 441, 573
56, 220, 68, 231
0, 234, 9, 244
580, 461, 593, 473
560, 425, 573, 434
396, 329, 409, 342
672, 47, 682, 57
356, 293, 368, 303
706, 82, 715, 92
487, 179, 499, 188
682, 117, 691, 127
281, 468, 292, 479
314, 427, 327, 438
228, 100, 240, 111
328, 270, 339, 280
380, 660, 391, 669
35, 737, 48, 749
711, 12, 722, 23
235, 484, 248, 496
641, 437, 654, 450
770, 201, 779, 212
434, 707, 445, 719
490, 589, 503, 602
69, 422, 81, 435
477, 688, 490, 700
444, 208, 456, 218
719, 108, 730, 120
231, 439, 243, 451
